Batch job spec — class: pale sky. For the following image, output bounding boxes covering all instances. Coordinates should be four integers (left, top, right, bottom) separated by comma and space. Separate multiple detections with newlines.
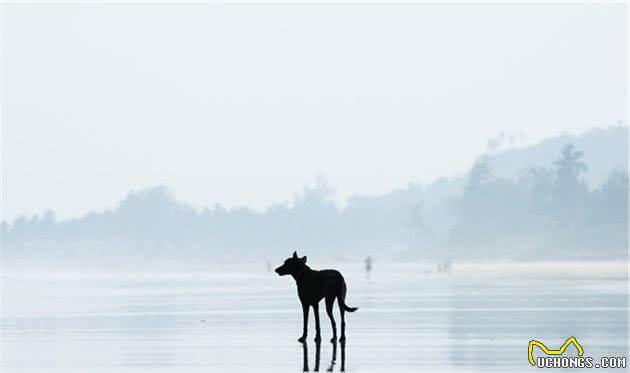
2, 2, 627, 222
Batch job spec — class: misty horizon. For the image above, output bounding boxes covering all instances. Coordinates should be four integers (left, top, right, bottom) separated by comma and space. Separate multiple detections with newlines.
3, 125, 626, 224
4, 126, 627, 263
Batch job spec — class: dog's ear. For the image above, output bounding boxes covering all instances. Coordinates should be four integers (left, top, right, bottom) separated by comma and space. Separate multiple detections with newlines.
300, 256, 307, 264
292, 251, 298, 259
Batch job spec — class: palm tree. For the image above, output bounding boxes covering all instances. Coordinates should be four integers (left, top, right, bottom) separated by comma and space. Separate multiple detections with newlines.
553, 143, 587, 187
552, 143, 588, 218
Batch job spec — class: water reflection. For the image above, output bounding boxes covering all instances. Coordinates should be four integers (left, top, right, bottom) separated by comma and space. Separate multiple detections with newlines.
3, 265, 626, 372
446, 275, 629, 369
301, 341, 345, 372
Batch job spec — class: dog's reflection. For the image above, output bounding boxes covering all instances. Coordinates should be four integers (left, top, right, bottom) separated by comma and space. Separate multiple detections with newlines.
301, 341, 345, 372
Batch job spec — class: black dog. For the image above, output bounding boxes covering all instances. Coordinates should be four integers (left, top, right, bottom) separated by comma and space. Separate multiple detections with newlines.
275, 251, 358, 343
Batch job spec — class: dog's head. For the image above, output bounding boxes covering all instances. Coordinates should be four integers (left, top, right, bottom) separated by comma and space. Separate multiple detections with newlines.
275, 251, 307, 276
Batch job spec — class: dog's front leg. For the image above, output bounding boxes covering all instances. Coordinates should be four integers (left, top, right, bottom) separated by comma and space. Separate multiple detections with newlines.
313, 303, 321, 342
298, 302, 309, 343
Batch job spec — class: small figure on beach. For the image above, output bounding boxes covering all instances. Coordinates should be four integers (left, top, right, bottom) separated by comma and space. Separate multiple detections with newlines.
437, 259, 451, 274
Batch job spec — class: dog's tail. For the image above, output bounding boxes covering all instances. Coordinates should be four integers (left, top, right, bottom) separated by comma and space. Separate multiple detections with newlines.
339, 279, 358, 313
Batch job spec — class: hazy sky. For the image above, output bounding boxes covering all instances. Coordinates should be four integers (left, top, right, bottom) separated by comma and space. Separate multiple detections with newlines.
2, 3, 627, 221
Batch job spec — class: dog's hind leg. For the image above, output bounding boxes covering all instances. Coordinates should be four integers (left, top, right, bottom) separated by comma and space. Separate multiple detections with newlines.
325, 296, 337, 343
338, 306, 346, 343
313, 303, 322, 342
338, 283, 347, 342
299, 302, 309, 343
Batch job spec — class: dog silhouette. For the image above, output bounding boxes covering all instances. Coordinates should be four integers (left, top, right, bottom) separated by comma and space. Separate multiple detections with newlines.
276, 251, 358, 343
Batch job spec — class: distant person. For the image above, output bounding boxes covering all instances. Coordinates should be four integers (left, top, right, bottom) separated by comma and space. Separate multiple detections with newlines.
444, 259, 451, 273
365, 256, 372, 279
438, 259, 452, 274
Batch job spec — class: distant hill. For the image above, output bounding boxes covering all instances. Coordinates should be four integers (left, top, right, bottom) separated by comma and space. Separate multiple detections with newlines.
488, 126, 627, 188
379, 126, 628, 241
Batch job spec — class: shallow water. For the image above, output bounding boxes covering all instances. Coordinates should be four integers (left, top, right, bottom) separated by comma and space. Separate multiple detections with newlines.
2, 261, 628, 372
